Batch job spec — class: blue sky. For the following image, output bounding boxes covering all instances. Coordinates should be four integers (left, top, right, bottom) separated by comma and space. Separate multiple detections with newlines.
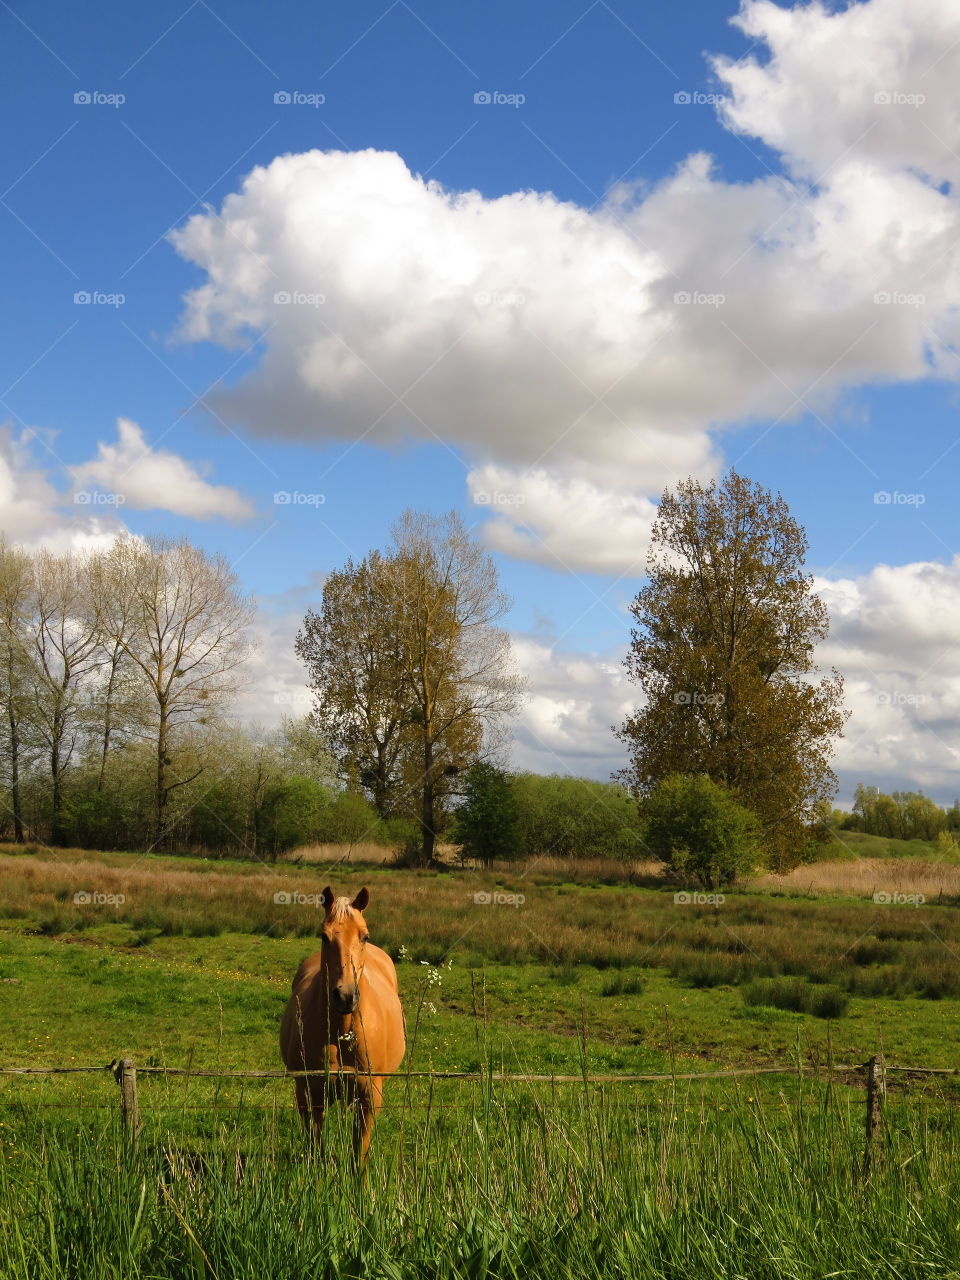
3, 0, 960, 800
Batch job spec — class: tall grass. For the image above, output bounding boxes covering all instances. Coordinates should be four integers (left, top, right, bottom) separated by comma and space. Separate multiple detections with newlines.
1, 1080, 958, 1279
5, 849, 960, 1002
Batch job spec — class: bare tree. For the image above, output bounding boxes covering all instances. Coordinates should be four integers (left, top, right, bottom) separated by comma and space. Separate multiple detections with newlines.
28, 549, 104, 843
85, 543, 150, 791
105, 538, 253, 844
0, 541, 35, 841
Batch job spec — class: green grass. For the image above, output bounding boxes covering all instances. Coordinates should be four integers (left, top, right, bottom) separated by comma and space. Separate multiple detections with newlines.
4, 845, 960, 1277
818, 828, 958, 860
3, 1082, 960, 1279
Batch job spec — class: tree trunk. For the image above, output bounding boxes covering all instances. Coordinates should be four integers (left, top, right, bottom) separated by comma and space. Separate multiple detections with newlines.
6, 697, 23, 843
420, 732, 436, 865
155, 702, 169, 847
51, 740, 64, 845
97, 659, 120, 792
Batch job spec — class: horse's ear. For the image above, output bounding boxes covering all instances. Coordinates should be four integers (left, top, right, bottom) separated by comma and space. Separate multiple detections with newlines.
351, 887, 369, 913
321, 886, 335, 913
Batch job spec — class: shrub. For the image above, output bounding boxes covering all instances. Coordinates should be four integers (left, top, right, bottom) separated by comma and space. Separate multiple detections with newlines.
742, 976, 848, 1018
512, 774, 644, 860
451, 763, 523, 866
257, 776, 333, 856
600, 972, 646, 997
642, 773, 761, 887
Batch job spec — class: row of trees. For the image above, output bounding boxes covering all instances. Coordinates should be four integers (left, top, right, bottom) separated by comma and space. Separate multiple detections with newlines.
0, 513, 524, 860
0, 537, 251, 847
0, 474, 864, 880
842, 784, 960, 841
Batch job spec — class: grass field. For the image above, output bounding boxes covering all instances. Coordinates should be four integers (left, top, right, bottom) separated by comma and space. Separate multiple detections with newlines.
2, 840, 960, 1277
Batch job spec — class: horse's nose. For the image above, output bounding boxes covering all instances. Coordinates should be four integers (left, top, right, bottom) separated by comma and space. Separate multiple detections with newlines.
333, 985, 358, 1013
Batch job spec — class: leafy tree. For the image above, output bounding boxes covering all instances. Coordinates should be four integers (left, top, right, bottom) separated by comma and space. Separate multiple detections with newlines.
452, 762, 523, 866
851, 783, 948, 841
642, 773, 760, 887
297, 511, 524, 865
28, 549, 104, 844
618, 470, 846, 871
296, 553, 410, 817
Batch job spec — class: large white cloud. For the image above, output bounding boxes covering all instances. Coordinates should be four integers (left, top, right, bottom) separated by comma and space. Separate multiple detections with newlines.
168, 0, 960, 571
70, 419, 253, 521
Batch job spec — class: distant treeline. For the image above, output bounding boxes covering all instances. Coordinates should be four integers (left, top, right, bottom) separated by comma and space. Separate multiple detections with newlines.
838, 785, 960, 842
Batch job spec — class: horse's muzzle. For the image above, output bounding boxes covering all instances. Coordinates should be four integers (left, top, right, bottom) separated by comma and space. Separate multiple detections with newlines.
332, 988, 359, 1014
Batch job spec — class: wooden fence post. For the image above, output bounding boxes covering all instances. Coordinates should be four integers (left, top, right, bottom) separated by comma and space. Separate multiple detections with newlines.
863, 1054, 885, 1177
114, 1058, 141, 1145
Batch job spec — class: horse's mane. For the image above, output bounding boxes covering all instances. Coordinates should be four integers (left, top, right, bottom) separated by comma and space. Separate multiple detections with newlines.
329, 897, 360, 922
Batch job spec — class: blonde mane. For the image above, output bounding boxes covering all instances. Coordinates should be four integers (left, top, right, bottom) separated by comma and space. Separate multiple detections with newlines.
329, 896, 360, 922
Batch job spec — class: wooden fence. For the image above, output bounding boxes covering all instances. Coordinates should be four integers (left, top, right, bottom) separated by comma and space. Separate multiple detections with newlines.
3, 1053, 956, 1172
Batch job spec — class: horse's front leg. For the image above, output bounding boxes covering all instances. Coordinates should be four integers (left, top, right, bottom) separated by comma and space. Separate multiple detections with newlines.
352, 1079, 383, 1168
295, 1078, 327, 1157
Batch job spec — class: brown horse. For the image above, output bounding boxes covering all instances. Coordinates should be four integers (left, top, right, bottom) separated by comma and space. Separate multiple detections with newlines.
279, 886, 405, 1163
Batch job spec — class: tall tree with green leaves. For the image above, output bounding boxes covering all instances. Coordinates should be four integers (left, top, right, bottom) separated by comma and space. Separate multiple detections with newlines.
297, 511, 524, 864
618, 470, 846, 870
296, 553, 411, 819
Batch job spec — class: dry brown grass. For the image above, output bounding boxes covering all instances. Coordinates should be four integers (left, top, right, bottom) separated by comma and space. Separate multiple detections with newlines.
285, 841, 398, 867
5, 843, 960, 999
755, 857, 960, 900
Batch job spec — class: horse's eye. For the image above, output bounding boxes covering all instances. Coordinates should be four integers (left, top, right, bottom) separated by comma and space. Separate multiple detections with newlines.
362, 935, 370, 944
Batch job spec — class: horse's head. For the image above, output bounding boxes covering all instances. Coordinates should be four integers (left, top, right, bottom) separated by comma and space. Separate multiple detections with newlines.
320, 886, 371, 1015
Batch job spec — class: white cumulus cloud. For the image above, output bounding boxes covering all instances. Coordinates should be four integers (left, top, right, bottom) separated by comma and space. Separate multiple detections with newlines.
167, 0, 960, 570
70, 419, 253, 522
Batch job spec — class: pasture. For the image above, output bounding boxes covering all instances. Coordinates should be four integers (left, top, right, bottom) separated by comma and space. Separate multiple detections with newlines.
3, 841, 960, 1277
